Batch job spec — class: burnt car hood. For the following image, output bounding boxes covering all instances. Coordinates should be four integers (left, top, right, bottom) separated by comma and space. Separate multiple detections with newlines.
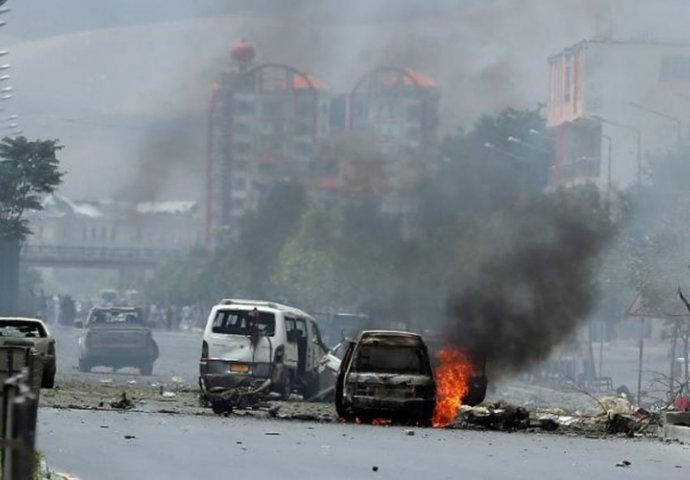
347, 372, 433, 386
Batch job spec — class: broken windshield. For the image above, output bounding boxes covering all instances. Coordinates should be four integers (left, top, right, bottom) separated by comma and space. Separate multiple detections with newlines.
352, 345, 428, 374
211, 309, 275, 337
0, 321, 47, 338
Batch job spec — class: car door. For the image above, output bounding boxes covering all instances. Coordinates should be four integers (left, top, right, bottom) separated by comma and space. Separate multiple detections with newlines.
283, 316, 299, 368
307, 319, 327, 372
334, 340, 356, 419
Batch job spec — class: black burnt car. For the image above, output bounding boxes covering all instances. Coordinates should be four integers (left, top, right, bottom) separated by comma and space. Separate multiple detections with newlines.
335, 330, 436, 424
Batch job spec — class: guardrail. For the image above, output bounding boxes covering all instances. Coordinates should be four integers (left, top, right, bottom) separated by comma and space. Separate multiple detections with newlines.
0, 347, 41, 480
21, 244, 188, 268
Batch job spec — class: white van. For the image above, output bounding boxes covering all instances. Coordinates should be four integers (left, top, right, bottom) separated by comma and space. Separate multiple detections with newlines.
199, 299, 328, 403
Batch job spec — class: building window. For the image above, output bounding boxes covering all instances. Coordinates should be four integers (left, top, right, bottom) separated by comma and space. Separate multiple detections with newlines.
234, 100, 255, 115
234, 141, 251, 155
406, 103, 421, 121
234, 122, 250, 135
296, 100, 313, 116
234, 160, 248, 171
295, 122, 311, 136
406, 126, 421, 142
295, 141, 313, 156
262, 101, 283, 116
564, 59, 572, 102
660, 56, 690, 82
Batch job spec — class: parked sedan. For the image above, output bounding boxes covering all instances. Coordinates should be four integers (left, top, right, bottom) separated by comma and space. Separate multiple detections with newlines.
0, 317, 56, 388
335, 330, 436, 424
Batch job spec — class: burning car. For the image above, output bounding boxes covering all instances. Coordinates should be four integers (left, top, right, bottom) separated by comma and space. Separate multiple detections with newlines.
335, 330, 436, 424
422, 331, 488, 408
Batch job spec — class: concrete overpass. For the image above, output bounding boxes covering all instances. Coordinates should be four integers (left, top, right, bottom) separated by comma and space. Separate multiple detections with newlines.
20, 245, 187, 269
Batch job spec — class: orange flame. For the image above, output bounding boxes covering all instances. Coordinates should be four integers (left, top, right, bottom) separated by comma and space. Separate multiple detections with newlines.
432, 347, 475, 428
371, 418, 392, 426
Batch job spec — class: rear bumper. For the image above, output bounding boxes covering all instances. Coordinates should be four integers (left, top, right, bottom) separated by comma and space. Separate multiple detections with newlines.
81, 351, 156, 367
199, 359, 273, 391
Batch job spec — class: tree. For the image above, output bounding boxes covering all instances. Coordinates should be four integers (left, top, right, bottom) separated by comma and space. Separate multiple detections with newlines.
0, 137, 63, 314
273, 207, 339, 309
0, 137, 63, 238
626, 148, 690, 396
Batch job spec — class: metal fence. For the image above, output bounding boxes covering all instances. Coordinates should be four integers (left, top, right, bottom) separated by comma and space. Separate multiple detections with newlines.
0, 346, 41, 480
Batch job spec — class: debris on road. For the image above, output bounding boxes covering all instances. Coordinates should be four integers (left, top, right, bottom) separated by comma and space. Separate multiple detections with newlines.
615, 460, 631, 468
110, 392, 134, 410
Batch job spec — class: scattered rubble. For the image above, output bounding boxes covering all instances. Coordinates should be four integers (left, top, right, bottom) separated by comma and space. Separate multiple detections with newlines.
42, 379, 670, 440
110, 392, 134, 410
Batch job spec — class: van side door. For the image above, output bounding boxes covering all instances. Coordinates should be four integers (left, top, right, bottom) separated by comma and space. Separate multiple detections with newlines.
283, 316, 299, 368
294, 317, 308, 375
307, 319, 327, 371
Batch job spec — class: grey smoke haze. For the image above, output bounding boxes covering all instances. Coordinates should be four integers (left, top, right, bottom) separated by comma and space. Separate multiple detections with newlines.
3, 0, 690, 200
444, 190, 614, 374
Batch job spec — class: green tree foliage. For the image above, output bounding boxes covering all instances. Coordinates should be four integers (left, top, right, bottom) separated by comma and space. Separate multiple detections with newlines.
0, 137, 63, 239
273, 207, 338, 309
145, 107, 575, 327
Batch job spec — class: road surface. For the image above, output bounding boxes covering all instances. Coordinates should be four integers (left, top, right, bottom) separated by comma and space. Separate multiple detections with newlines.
51, 324, 202, 384
49, 323, 676, 403
38, 408, 689, 480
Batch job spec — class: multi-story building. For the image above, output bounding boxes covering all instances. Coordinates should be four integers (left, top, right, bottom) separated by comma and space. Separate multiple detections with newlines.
547, 39, 690, 189
349, 66, 439, 215
206, 40, 330, 245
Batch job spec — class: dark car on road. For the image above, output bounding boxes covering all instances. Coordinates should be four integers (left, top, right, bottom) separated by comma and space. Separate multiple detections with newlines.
76, 307, 159, 375
335, 330, 436, 424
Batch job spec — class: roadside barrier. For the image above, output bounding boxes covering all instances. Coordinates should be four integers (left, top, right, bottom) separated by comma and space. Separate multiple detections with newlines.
0, 346, 41, 480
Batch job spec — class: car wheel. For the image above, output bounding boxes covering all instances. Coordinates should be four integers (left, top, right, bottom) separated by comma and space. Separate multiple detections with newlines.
41, 370, 55, 389
78, 359, 91, 373
210, 399, 231, 415
280, 370, 293, 401
140, 362, 154, 376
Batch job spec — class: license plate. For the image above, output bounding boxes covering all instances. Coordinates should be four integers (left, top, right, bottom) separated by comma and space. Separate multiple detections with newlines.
229, 363, 250, 374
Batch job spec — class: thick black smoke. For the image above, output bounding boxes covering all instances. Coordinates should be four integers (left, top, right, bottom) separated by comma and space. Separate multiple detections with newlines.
444, 187, 614, 373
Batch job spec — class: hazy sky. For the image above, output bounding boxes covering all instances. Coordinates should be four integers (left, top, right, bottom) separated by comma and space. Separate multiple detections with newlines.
1, 0, 689, 201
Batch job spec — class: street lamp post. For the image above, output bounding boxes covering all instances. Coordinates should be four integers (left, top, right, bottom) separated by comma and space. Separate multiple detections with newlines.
630, 101, 682, 147
591, 114, 642, 186
602, 134, 612, 214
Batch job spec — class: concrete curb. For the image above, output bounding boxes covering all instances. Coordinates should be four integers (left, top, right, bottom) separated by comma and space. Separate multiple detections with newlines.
662, 424, 690, 443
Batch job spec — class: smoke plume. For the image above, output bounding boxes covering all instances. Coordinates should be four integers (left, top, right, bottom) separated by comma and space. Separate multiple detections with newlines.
444, 188, 615, 374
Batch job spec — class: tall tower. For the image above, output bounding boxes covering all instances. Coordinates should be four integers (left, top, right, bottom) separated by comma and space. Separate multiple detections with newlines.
205, 40, 330, 246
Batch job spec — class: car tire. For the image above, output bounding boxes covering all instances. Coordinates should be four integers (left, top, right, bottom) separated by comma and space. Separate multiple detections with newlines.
41, 370, 55, 389
140, 362, 154, 376
210, 399, 231, 415
280, 370, 293, 401
78, 359, 91, 373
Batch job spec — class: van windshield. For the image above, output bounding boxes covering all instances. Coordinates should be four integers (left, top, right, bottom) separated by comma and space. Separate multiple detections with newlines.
353, 345, 428, 374
212, 309, 275, 337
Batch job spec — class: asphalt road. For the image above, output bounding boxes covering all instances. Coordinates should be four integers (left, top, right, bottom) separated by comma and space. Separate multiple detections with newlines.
38, 408, 689, 480
49, 323, 675, 400
51, 324, 202, 385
